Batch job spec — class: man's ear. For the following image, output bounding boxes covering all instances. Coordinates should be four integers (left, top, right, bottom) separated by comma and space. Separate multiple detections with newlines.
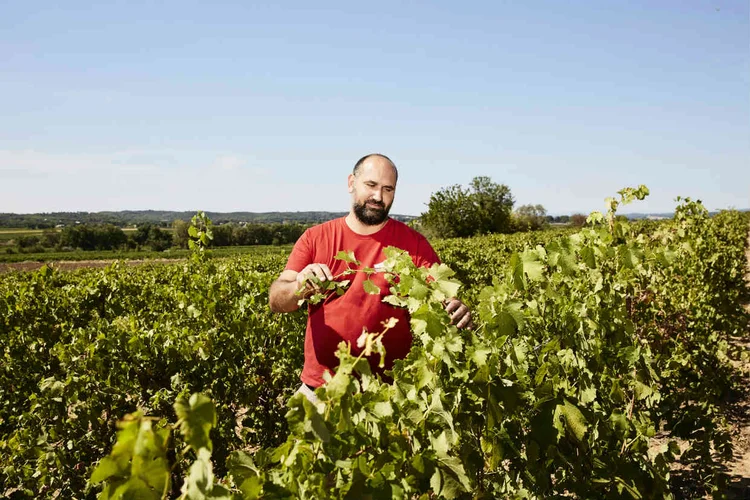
347, 174, 354, 193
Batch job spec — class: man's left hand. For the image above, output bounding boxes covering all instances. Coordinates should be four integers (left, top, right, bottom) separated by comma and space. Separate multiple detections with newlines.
444, 299, 473, 329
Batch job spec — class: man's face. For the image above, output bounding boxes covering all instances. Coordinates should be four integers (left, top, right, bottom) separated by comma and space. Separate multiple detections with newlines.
348, 157, 397, 226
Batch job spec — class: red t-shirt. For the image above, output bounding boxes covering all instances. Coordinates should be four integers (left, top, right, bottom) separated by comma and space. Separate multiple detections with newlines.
284, 217, 440, 387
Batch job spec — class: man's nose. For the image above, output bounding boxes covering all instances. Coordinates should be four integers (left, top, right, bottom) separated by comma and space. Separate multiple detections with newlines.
371, 189, 382, 201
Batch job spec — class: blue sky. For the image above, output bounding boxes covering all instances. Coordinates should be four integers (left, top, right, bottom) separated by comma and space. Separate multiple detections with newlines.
1, 1, 747, 216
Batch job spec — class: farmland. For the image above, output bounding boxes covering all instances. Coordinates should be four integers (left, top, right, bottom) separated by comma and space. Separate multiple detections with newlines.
0, 244, 293, 271
1, 194, 748, 499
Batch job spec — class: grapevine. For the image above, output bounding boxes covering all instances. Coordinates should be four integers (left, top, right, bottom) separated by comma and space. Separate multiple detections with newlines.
0, 189, 747, 498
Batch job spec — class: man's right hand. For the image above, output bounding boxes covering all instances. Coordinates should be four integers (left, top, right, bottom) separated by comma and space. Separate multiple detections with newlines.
295, 263, 334, 297
269, 263, 334, 313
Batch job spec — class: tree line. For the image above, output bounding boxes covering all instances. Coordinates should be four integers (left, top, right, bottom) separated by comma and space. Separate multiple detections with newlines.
6, 222, 308, 254
0, 210, 417, 230
5, 176, 591, 254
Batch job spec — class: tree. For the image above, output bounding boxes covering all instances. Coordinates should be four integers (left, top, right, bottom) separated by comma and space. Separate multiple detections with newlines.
570, 214, 588, 227
16, 235, 41, 249
129, 223, 172, 251
172, 220, 190, 248
420, 176, 514, 238
60, 224, 126, 250
41, 229, 61, 248
513, 204, 547, 231
211, 224, 234, 247
147, 227, 172, 251
98, 225, 127, 250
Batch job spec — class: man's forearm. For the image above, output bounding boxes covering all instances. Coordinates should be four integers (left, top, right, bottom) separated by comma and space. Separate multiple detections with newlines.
269, 278, 302, 313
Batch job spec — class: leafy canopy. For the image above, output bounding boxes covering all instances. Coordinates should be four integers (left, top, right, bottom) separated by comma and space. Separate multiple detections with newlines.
420, 176, 515, 238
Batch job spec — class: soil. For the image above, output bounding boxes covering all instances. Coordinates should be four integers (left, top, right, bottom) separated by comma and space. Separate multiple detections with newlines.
721, 230, 750, 497
653, 230, 750, 499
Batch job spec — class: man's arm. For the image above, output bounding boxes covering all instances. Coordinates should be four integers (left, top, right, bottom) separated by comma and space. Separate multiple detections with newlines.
269, 270, 303, 313
268, 264, 334, 313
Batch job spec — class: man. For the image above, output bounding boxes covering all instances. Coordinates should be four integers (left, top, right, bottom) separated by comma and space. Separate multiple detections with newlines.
269, 154, 471, 395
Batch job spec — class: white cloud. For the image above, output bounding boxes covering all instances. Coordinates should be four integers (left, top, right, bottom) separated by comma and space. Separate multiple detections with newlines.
210, 155, 245, 171
208, 154, 271, 177
0, 149, 281, 212
0, 149, 161, 175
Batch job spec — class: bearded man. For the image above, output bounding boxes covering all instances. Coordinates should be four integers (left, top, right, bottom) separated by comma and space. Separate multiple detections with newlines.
269, 154, 471, 397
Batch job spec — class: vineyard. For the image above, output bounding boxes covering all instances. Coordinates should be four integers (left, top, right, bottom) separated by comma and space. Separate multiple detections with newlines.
1, 190, 749, 499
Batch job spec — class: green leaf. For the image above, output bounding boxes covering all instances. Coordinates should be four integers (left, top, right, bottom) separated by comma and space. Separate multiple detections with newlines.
179, 448, 231, 499
227, 451, 259, 483
406, 279, 430, 300
363, 279, 380, 295
619, 246, 642, 269
520, 249, 545, 282
174, 393, 217, 452
580, 246, 596, 268
435, 279, 461, 300
547, 239, 578, 276
580, 385, 597, 405
334, 250, 359, 265
555, 400, 588, 442
90, 457, 120, 484
372, 401, 393, 418
304, 399, 330, 443
239, 477, 263, 500
509, 253, 525, 290
496, 302, 524, 336
429, 263, 455, 281
431, 431, 451, 458
438, 456, 472, 496
610, 412, 629, 433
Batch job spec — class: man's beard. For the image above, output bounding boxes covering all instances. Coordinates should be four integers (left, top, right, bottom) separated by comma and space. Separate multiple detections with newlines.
353, 199, 391, 226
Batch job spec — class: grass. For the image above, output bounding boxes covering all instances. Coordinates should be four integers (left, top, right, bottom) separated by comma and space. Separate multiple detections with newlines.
0, 228, 51, 241
0, 226, 172, 239
0, 245, 293, 263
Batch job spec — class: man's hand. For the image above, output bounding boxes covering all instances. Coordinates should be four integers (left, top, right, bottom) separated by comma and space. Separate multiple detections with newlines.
295, 263, 334, 298
269, 263, 334, 313
444, 298, 473, 329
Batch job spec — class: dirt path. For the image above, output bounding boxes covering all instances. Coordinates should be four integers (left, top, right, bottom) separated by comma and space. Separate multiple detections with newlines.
722, 229, 750, 496
649, 229, 750, 498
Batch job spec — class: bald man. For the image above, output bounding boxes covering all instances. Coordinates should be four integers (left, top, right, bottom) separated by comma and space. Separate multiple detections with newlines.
269, 154, 471, 397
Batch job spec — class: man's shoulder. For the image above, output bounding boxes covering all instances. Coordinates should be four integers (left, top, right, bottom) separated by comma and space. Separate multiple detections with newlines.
388, 218, 428, 240
385, 218, 439, 265
305, 217, 344, 236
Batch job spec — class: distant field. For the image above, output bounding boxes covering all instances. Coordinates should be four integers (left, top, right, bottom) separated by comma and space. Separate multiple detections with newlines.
0, 226, 172, 244
0, 244, 292, 265
0, 226, 169, 232
0, 228, 48, 234
0, 228, 49, 241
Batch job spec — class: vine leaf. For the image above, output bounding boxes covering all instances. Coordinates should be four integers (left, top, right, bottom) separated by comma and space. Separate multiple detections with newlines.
175, 394, 216, 452
554, 400, 588, 442
334, 250, 360, 265
363, 279, 380, 295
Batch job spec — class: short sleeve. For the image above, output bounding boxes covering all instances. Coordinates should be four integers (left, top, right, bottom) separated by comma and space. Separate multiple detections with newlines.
284, 229, 313, 272
414, 236, 441, 269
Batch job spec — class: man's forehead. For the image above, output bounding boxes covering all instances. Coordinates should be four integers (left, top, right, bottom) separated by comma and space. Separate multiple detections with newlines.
358, 172, 396, 188
356, 159, 397, 184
